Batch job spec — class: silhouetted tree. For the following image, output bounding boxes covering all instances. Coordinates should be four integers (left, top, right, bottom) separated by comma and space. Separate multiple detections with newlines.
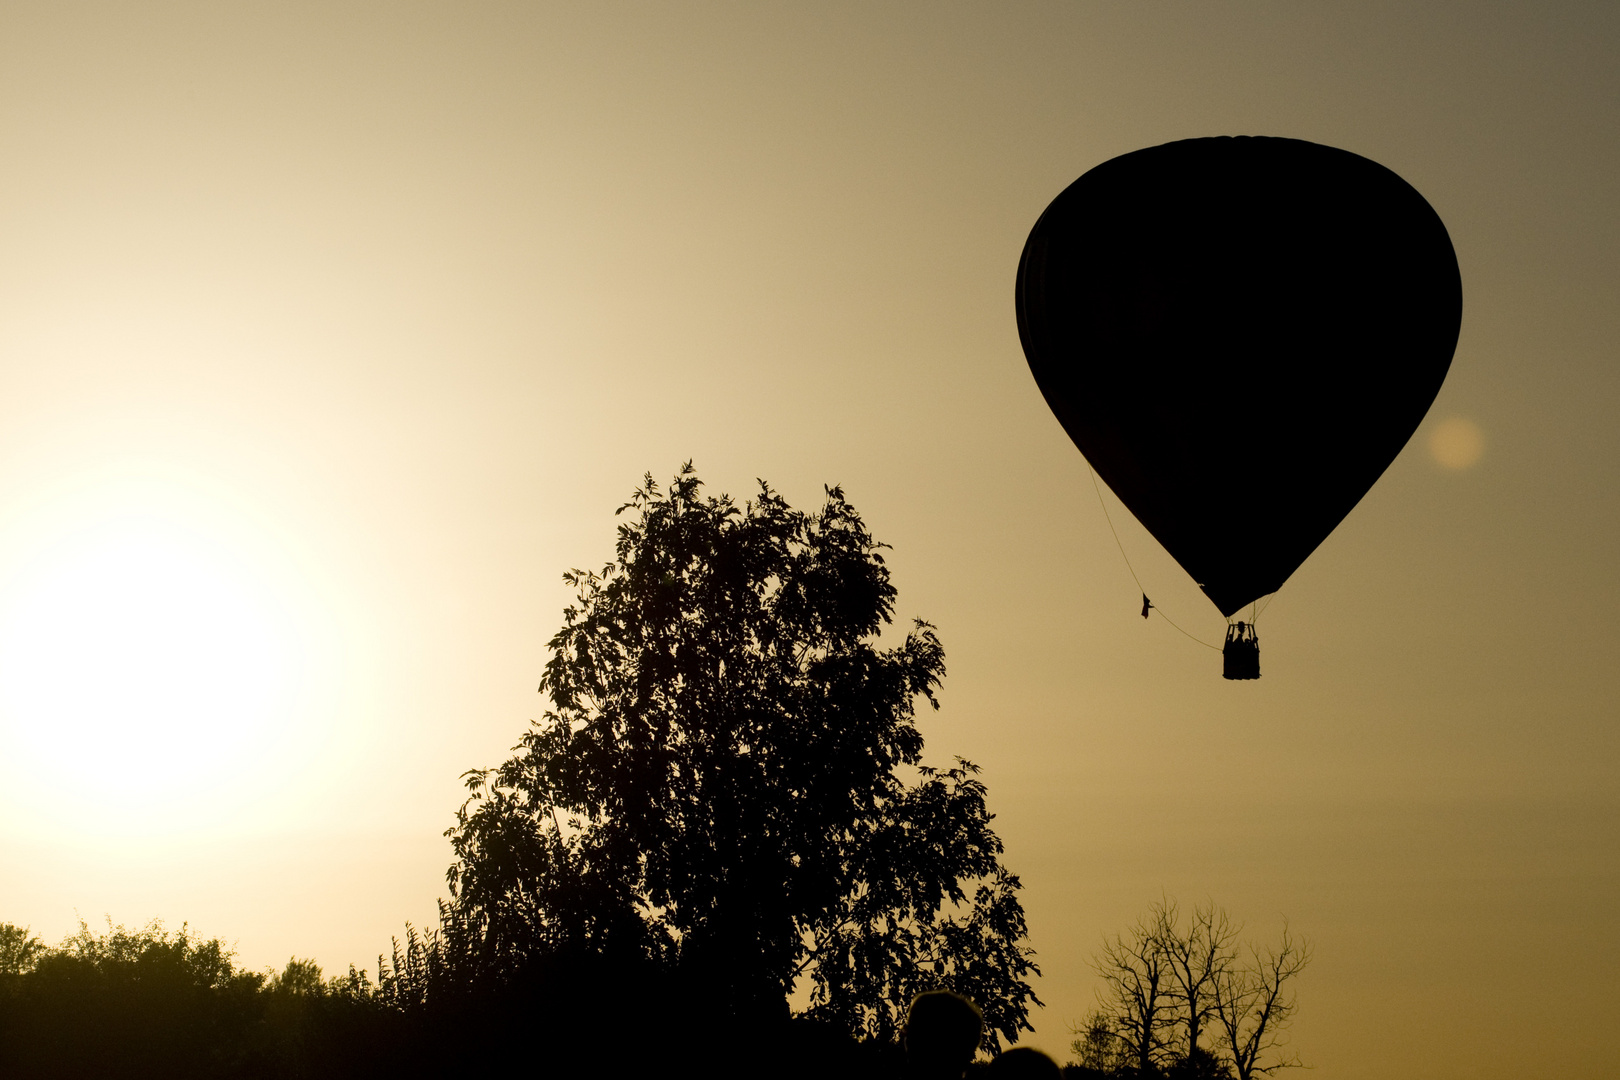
0, 918, 265, 1080
0, 922, 46, 1040
1211, 925, 1310, 1080
1069, 1009, 1131, 1077
1161, 901, 1241, 1062
444, 465, 1039, 1051
1081, 901, 1307, 1080
0, 924, 45, 979
1090, 904, 1177, 1075
1166, 1046, 1236, 1080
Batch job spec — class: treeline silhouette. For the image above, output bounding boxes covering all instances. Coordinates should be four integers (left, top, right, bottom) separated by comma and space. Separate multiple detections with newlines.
2, 918, 383, 1079
0, 914, 915, 1078
0, 918, 1092, 1080
2, 470, 1049, 1079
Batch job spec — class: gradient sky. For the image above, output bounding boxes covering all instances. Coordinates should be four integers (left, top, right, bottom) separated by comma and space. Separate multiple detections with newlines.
0, 4, 1615, 1077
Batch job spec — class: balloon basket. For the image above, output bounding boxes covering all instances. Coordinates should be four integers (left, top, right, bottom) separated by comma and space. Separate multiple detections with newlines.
1223, 623, 1260, 680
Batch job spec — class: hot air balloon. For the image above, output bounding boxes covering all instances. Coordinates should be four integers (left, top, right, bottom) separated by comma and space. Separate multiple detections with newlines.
1016, 136, 1462, 679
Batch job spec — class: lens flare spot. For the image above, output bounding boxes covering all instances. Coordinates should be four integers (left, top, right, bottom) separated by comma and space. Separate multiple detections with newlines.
1428, 417, 1485, 470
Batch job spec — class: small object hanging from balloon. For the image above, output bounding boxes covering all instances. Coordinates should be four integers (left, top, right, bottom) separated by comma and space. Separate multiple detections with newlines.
1016, 137, 1462, 679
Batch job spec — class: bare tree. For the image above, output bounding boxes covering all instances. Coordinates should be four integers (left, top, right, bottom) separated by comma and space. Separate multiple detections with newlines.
1091, 902, 1178, 1075
1162, 900, 1243, 1059
1212, 923, 1312, 1080
1084, 901, 1309, 1079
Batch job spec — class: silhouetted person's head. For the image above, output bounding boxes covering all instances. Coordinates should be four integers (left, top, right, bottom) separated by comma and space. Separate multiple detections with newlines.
904, 990, 983, 1079
986, 1046, 1062, 1079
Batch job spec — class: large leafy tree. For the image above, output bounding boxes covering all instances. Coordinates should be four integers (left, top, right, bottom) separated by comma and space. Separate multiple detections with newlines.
444, 465, 1038, 1048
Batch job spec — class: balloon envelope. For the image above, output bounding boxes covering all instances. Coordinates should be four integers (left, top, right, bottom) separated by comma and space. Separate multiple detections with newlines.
1016, 136, 1462, 617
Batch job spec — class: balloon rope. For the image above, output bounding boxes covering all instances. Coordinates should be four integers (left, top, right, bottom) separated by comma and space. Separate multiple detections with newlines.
1087, 463, 1222, 652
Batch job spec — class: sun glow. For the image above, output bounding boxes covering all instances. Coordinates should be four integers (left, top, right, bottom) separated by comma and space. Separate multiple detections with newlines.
0, 477, 341, 837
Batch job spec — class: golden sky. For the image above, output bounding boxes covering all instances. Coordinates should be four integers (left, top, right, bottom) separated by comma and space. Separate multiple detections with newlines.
1, 3, 1615, 1076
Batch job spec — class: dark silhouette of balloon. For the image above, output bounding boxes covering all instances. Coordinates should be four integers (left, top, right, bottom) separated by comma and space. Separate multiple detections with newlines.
1017, 136, 1462, 619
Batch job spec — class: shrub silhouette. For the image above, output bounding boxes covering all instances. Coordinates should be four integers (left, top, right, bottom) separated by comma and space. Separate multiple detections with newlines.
0, 919, 264, 1079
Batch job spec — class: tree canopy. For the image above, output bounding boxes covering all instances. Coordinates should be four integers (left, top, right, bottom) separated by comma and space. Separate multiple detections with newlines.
444, 465, 1039, 1049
